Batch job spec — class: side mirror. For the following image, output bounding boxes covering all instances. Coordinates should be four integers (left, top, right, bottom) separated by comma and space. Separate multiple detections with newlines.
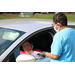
16, 54, 35, 62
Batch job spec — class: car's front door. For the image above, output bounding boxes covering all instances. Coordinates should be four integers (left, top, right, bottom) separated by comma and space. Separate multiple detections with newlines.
3, 27, 55, 62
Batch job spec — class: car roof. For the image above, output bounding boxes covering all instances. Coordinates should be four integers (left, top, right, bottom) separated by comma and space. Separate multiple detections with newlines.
0, 19, 75, 32
0, 19, 53, 32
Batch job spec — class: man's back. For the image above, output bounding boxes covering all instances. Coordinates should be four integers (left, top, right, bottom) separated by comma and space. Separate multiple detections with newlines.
51, 28, 75, 62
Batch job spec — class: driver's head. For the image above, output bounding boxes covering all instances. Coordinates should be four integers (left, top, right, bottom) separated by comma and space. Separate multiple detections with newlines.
22, 40, 33, 52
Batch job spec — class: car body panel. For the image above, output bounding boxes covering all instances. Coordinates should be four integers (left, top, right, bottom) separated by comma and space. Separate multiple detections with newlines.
0, 19, 53, 61
0, 21, 53, 32
0, 19, 75, 62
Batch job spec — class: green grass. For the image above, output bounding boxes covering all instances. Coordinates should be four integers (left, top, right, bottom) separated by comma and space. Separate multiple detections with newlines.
30, 14, 54, 19
65, 14, 75, 22
0, 14, 75, 22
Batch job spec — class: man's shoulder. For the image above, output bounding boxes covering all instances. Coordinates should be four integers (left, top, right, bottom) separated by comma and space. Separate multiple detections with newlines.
54, 32, 60, 37
54, 28, 75, 39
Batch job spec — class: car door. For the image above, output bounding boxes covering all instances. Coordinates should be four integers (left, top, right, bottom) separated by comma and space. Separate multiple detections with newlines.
3, 25, 75, 62
3, 26, 55, 62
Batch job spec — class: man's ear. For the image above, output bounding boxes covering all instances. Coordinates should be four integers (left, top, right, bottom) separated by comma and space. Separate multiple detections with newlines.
57, 23, 61, 26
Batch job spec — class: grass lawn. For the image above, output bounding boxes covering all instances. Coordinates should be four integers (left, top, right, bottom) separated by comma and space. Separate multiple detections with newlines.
0, 13, 75, 22
30, 14, 54, 19
66, 14, 75, 22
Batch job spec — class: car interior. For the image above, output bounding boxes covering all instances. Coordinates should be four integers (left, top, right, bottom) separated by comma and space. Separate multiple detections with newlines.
20, 30, 54, 53
5, 30, 55, 62
29, 32, 53, 52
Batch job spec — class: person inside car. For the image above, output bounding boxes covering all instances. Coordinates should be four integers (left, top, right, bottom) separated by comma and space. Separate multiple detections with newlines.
20, 40, 42, 54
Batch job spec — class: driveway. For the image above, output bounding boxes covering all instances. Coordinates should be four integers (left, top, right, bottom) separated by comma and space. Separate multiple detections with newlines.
0, 19, 75, 26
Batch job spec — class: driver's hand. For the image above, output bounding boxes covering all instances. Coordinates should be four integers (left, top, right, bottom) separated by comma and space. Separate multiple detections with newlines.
29, 50, 34, 54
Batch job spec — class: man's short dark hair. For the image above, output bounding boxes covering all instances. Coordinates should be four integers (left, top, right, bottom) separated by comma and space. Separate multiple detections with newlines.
53, 12, 67, 26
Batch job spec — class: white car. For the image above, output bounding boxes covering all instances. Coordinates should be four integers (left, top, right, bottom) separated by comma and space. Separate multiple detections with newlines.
0, 19, 75, 62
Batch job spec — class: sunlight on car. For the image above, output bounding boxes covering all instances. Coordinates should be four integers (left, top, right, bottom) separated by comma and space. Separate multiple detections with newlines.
3, 30, 20, 41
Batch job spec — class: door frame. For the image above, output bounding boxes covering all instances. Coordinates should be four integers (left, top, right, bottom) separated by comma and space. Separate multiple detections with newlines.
3, 27, 55, 62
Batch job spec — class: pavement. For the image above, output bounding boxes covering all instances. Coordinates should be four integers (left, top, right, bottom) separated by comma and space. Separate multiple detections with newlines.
0, 19, 52, 26
0, 19, 75, 26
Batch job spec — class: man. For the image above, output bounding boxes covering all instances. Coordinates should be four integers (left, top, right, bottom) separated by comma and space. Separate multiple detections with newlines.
38, 12, 75, 62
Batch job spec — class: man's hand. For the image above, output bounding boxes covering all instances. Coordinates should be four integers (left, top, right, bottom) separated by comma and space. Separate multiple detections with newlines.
37, 52, 59, 59
37, 51, 48, 57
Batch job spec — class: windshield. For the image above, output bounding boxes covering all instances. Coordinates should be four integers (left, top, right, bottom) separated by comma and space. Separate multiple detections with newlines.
0, 28, 25, 55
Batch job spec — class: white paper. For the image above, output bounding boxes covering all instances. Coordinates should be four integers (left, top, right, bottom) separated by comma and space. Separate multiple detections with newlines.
31, 51, 42, 59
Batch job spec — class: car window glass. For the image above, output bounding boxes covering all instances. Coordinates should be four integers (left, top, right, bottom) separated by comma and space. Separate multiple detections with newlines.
0, 28, 25, 55
3, 30, 20, 41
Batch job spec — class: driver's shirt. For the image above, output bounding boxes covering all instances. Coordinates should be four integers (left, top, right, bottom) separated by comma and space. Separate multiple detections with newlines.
20, 49, 42, 54
51, 28, 75, 62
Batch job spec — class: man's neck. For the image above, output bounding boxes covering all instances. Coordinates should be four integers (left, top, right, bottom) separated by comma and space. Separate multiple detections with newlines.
59, 26, 68, 31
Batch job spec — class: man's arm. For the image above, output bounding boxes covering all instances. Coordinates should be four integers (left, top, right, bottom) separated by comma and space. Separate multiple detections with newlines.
45, 52, 59, 59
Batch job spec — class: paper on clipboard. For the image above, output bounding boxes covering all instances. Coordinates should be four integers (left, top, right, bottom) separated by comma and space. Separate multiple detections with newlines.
31, 51, 42, 59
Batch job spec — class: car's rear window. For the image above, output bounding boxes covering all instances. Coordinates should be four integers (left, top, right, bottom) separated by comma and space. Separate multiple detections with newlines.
0, 28, 25, 55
